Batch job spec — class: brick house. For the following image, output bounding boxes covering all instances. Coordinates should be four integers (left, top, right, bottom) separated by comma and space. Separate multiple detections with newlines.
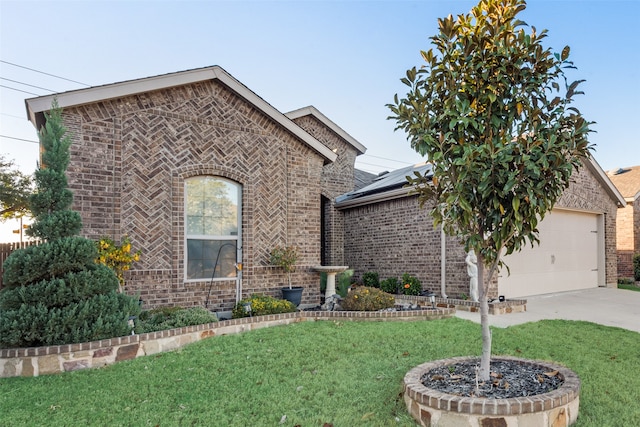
24, 65, 625, 308
25, 66, 365, 312
607, 165, 640, 279
337, 159, 625, 299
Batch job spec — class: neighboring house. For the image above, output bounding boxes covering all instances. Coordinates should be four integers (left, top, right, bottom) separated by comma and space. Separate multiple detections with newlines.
25, 66, 365, 312
336, 159, 625, 299
607, 165, 640, 278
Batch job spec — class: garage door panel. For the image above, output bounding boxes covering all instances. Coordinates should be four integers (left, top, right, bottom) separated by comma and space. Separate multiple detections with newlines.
499, 210, 599, 298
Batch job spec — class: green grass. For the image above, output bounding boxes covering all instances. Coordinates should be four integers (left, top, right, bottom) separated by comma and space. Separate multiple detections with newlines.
1, 318, 639, 426
618, 283, 640, 292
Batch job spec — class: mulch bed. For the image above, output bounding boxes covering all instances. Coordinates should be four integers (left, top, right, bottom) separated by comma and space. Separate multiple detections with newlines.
421, 359, 564, 399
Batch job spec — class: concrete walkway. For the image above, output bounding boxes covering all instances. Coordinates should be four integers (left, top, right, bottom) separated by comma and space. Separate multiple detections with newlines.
455, 287, 640, 333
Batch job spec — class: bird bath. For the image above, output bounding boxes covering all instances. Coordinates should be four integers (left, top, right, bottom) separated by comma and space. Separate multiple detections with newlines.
312, 265, 349, 299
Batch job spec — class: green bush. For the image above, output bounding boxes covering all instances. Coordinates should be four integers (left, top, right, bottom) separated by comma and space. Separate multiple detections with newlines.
362, 271, 380, 288
135, 306, 218, 333
0, 265, 118, 310
380, 277, 399, 294
341, 286, 395, 311
232, 294, 296, 318
1, 237, 98, 288
0, 292, 140, 348
634, 253, 640, 281
400, 273, 422, 296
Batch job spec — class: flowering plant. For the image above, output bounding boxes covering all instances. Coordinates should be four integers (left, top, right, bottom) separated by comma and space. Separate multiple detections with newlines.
269, 245, 298, 289
342, 286, 395, 311
401, 273, 422, 296
96, 235, 141, 293
232, 294, 296, 318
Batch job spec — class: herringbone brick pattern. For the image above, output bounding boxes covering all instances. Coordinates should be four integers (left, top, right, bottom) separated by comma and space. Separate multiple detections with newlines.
59, 79, 340, 311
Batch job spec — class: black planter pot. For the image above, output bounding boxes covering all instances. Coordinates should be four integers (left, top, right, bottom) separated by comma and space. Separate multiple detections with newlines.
281, 287, 303, 306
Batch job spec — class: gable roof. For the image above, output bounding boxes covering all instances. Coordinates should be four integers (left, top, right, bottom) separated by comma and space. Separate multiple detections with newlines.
607, 165, 640, 201
285, 106, 367, 155
24, 66, 337, 164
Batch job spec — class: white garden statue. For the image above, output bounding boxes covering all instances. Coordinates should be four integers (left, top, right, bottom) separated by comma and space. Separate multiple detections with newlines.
465, 249, 479, 302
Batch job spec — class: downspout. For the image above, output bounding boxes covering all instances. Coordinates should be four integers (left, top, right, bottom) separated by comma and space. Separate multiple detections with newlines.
440, 223, 447, 298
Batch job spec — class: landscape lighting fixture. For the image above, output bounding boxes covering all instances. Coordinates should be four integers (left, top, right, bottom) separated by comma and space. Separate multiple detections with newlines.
242, 302, 252, 317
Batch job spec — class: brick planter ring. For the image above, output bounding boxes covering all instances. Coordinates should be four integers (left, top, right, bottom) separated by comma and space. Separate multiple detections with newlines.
404, 356, 581, 427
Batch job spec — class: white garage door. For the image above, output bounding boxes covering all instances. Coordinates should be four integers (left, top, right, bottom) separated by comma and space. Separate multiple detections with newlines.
498, 210, 601, 298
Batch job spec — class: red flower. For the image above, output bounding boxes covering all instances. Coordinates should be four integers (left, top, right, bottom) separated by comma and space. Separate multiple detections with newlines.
404, 284, 410, 289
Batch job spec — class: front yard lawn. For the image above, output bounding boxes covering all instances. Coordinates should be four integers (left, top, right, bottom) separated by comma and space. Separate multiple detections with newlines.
1, 318, 638, 426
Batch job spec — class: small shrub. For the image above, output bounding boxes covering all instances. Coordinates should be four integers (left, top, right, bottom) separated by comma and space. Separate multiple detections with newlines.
634, 253, 640, 281
400, 273, 422, 296
269, 246, 298, 288
95, 235, 141, 292
232, 294, 296, 318
362, 271, 380, 288
380, 277, 399, 294
618, 278, 634, 285
341, 286, 395, 311
135, 306, 217, 333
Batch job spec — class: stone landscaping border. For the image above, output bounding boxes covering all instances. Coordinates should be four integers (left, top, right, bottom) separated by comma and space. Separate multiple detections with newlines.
404, 355, 581, 426
0, 307, 454, 378
396, 295, 527, 315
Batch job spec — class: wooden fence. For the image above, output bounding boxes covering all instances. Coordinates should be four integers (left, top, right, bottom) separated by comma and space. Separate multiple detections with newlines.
0, 241, 40, 289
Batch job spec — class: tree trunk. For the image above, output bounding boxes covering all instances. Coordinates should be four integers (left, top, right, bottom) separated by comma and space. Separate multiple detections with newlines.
477, 252, 492, 382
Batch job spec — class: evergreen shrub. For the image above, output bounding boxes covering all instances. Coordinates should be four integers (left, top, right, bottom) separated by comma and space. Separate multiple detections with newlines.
362, 271, 380, 288
0, 101, 139, 349
634, 253, 640, 281
0, 292, 139, 348
0, 264, 118, 309
2, 237, 99, 288
380, 277, 399, 294
135, 306, 218, 333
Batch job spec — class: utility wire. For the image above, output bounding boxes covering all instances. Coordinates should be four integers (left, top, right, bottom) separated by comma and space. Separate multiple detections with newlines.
0, 135, 38, 144
1, 112, 27, 120
356, 160, 401, 170
0, 77, 55, 93
360, 153, 415, 165
0, 60, 91, 87
0, 84, 40, 96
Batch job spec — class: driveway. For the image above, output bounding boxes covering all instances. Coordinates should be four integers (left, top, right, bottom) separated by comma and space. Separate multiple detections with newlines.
455, 287, 640, 333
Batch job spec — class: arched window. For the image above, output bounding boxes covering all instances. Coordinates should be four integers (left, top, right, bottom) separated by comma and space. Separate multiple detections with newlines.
185, 176, 241, 281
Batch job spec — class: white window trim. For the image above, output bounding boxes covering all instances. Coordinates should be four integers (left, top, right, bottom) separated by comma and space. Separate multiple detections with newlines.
184, 176, 242, 282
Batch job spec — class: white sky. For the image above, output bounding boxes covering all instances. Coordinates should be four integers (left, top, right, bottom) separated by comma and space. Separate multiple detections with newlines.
1, 0, 639, 241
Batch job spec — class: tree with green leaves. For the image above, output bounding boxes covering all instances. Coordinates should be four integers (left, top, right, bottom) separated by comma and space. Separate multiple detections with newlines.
0, 155, 32, 221
388, 0, 592, 381
0, 100, 140, 348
